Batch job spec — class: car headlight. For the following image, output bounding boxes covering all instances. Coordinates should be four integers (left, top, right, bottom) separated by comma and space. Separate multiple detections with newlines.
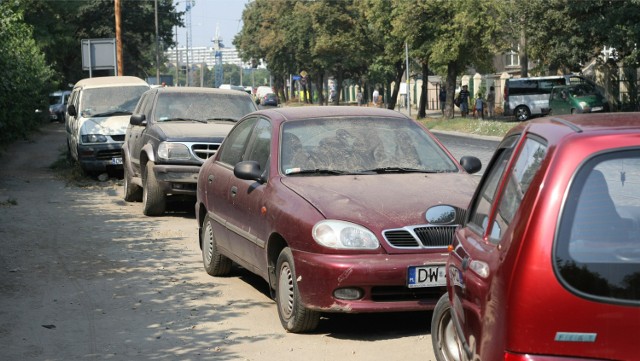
312, 220, 379, 250
158, 142, 191, 160
579, 101, 590, 110
81, 134, 108, 143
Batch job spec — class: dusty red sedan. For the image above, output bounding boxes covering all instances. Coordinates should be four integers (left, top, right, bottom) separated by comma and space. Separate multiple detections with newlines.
431, 113, 640, 360
195, 106, 481, 332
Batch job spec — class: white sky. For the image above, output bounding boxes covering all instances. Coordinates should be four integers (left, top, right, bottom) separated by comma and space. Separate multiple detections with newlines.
175, 0, 249, 49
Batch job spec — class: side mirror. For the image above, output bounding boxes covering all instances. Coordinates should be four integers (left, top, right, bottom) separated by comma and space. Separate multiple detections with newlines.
130, 114, 146, 126
234, 161, 265, 183
67, 104, 77, 117
460, 156, 482, 174
425, 205, 458, 225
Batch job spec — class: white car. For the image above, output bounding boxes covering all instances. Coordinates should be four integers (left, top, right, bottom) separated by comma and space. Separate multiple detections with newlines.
65, 76, 149, 174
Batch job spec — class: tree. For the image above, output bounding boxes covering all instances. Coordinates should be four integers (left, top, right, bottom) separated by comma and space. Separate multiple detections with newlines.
22, 0, 182, 86
0, 3, 54, 147
429, 0, 502, 118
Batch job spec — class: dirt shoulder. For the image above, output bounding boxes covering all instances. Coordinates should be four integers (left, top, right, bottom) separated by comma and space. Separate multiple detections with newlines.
0, 123, 436, 361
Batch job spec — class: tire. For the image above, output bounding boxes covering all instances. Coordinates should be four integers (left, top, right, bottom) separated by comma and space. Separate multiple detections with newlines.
142, 161, 166, 216
515, 105, 531, 121
432, 293, 464, 361
201, 214, 232, 276
123, 162, 142, 202
276, 248, 320, 333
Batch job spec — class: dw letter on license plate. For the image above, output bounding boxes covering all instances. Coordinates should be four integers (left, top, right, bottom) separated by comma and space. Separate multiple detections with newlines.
407, 265, 446, 288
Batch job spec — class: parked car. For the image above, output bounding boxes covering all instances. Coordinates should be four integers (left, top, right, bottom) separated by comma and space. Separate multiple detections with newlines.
195, 106, 482, 333
49, 90, 71, 122
548, 83, 608, 116
431, 113, 640, 361
122, 87, 257, 216
261, 93, 278, 106
66, 76, 150, 174
255, 85, 273, 104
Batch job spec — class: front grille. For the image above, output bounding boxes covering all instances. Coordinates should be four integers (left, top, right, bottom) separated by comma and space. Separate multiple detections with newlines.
96, 149, 122, 160
191, 143, 220, 161
111, 134, 125, 142
384, 225, 458, 249
371, 285, 445, 302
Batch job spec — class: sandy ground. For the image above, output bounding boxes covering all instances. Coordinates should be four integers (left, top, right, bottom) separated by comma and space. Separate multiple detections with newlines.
0, 123, 438, 361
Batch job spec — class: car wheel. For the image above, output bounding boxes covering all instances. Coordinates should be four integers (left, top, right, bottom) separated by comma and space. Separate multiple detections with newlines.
515, 105, 531, 121
142, 161, 166, 216
201, 214, 232, 276
276, 248, 320, 333
432, 294, 464, 361
123, 162, 142, 202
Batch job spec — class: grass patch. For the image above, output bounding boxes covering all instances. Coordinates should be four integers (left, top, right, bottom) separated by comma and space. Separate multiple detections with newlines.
49, 146, 122, 188
0, 198, 18, 206
417, 116, 517, 138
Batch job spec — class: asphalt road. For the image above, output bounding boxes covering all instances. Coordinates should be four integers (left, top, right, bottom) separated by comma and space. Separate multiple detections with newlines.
433, 131, 500, 175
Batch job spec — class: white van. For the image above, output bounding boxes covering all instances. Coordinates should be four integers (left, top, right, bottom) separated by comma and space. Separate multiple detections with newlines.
503, 74, 598, 121
65, 76, 149, 174
255, 86, 274, 104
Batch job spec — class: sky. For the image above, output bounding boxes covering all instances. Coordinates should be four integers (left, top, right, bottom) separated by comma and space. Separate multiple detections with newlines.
175, 0, 250, 49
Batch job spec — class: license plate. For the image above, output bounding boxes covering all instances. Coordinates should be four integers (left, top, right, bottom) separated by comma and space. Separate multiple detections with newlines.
591, 106, 603, 112
111, 157, 123, 165
407, 265, 446, 288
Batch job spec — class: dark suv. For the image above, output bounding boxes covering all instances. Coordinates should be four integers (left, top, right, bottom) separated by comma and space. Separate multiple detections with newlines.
430, 113, 640, 361
122, 87, 257, 216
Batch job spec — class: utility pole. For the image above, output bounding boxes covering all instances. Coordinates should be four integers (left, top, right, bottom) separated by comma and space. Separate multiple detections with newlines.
155, 0, 160, 83
115, 0, 123, 75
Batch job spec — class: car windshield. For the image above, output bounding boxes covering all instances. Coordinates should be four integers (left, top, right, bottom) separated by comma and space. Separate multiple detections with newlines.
49, 94, 63, 105
280, 116, 458, 175
80, 86, 148, 117
154, 92, 256, 123
567, 84, 597, 97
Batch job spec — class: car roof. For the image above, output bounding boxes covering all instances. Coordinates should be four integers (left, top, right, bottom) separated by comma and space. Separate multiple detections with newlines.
251, 106, 411, 122
50, 90, 71, 95
150, 86, 251, 96
73, 76, 149, 89
508, 113, 640, 143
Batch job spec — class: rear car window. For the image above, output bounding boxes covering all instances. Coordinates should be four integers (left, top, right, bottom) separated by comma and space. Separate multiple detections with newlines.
556, 149, 640, 303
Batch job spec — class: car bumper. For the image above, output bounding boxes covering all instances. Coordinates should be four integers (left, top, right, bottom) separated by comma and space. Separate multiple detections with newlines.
153, 164, 201, 195
77, 143, 124, 172
293, 249, 448, 313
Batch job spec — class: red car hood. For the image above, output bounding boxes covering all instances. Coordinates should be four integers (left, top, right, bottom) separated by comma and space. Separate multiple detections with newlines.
280, 173, 477, 228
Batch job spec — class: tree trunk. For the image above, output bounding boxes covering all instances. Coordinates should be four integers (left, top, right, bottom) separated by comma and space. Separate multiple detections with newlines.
316, 73, 325, 105
445, 63, 458, 118
519, 28, 528, 77
418, 60, 429, 118
388, 60, 405, 110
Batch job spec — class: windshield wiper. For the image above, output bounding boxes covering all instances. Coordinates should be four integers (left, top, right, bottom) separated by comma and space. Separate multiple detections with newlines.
164, 117, 207, 123
206, 117, 238, 122
367, 167, 436, 174
91, 110, 132, 117
286, 169, 352, 176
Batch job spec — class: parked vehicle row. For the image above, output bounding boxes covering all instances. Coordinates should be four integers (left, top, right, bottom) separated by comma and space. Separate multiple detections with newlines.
64, 76, 639, 360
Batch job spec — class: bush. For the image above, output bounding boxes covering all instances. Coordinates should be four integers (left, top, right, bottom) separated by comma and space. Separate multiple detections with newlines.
0, 4, 54, 149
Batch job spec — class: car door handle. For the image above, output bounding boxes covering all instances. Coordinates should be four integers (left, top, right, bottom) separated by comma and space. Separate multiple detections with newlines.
230, 186, 237, 197
208, 174, 214, 183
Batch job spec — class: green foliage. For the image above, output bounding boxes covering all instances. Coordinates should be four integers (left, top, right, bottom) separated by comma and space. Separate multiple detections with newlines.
0, 3, 54, 148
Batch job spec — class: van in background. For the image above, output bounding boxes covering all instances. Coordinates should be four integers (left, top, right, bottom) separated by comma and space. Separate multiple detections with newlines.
503, 74, 601, 121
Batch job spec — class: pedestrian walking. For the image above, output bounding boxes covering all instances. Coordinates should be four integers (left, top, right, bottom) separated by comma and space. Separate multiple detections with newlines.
357, 89, 363, 106
487, 86, 496, 118
372, 89, 379, 107
474, 93, 484, 120
459, 85, 470, 117
439, 87, 446, 115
